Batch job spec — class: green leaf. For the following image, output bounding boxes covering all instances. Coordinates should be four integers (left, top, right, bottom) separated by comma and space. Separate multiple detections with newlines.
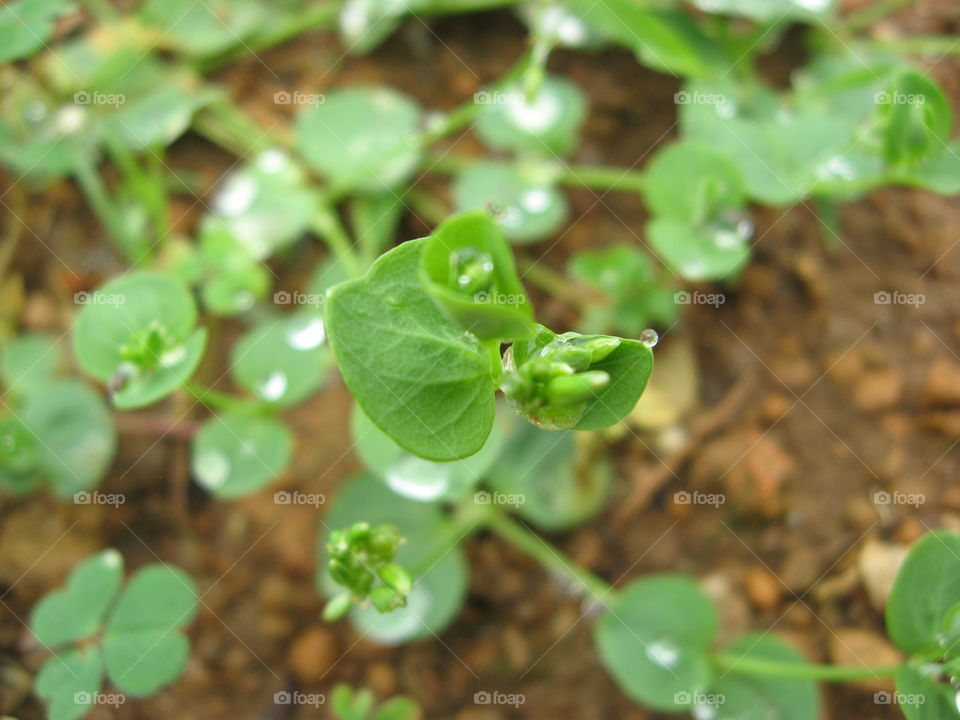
562, 2, 719, 77
880, 71, 953, 168
594, 574, 717, 712
197, 219, 270, 315
349, 192, 406, 259
0, 0, 70, 64
474, 75, 586, 157
644, 142, 745, 224
296, 86, 423, 193
230, 312, 329, 407
568, 245, 679, 336
487, 416, 610, 531
894, 664, 960, 720
35, 646, 105, 720
332, 684, 375, 720
103, 564, 197, 695
325, 238, 496, 461
711, 633, 820, 720
320, 473, 469, 644
420, 210, 535, 340
689, 0, 836, 22
191, 412, 294, 498
140, 0, 268, 56
73, 271, 206, 409
887, 531, 960, 654
210, 149, 318, 259
373, 696, 422, 720
647, 216, 752, 282
1, 333, 62, 399
21, 380, 117, 497
894, 140, 960, 196
352, 404, 503, 502
452, 161, 569, 244
339, 0, 430, 54
0, 414, 42, 496
30, 549, 124, 648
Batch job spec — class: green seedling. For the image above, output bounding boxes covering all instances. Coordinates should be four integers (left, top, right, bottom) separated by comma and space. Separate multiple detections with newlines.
30, 549, 198, 720
330, 683, 422, 720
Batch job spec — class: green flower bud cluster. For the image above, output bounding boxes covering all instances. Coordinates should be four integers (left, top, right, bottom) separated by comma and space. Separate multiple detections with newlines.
324, 522, 414, 621
502, 332, 621, 430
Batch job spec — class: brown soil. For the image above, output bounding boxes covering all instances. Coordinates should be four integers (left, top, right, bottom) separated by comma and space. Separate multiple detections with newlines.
3, 3, 960, 720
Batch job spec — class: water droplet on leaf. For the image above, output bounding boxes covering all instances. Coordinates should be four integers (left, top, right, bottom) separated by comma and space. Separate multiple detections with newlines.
639, 329, 659, 347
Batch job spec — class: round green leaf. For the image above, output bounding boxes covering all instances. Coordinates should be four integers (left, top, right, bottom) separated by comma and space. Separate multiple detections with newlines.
230, 313, 329, 407
103, 564, 198, 696
894, 664, 960, 720
319, 472, 469, 644
486, 418, 610, 531
453, 162, 569, 244
887, 531, 960, 655
474, 75, 586, 157
210, 149, 318, 259
644, 142, 745, 224
140, 0, 267, 55
711, 633, 820, 720
325, 238, 496, 461
352, 404, 503, 502
1, 333, 62, 399
21, 380, 117, 497
35, 646, 104, 720
647, 216, 752, 282
191, 412, 294, 498
419, 210, 535, 340
594, 574, 717, 712
30, 549, 124, 648
73, 271, 206, 409
296, 86, 422, 193
0, 0, 70, 64
880, 71, 953, 168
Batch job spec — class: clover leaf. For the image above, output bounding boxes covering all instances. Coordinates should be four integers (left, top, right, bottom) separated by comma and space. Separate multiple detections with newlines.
595, 574, 717, 712
73, 271, 207, 409
191, 411, 294, 498
452, 161, 569, 244
419, 210, 535, 341
325, 236, 496, 461
296, 86, 423, 193
30, 550, 198, 720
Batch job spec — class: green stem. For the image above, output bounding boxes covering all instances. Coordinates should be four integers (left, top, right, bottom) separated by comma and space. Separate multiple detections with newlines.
557, 163, 646, 194
870, 36, 960, 56
192, 98, 285, 157
70, 152, 142, 263
184, 381, 247, 412
483, 507, 613, 604
715, 653, 902, 682
312, 204, 363, 278
843, 0, 912, 32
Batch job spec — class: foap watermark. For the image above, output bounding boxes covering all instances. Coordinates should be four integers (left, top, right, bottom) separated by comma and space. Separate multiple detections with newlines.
873, 490, 925, 508
874, 91, 926, 106
273, 90, 325, 106
674, 91, 728, 107
474, 490, 525, 507
474, 691, 525, 708
74, 692, 125, 708
475, 290, 526, 306
875, 691, 926, 707
473, 90, 525, 106
874, 290, 925, 307
674, 290, 725, 307
74, 91, 125, 108
74, 291, 126, 306
274, 491, 325, 507
674, 691, 726, 708
274, 290, 325, 307
274, 691, 325, 707
74, 491, 125, 507
674, 490, 725, 508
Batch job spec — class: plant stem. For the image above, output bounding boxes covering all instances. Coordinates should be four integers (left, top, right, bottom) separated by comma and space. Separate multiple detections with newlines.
70, 152, 144, 264
183, 381, 246, 412
843, 0, 913, 32
557, 163, 646, 194
715, 653, 902, 681
870, 36, 960, 56
312, 204, 363, 278
483, 507, 613, 604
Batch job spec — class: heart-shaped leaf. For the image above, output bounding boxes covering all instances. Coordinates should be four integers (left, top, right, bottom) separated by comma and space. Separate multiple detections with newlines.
325, 237, 496, 461
647, 216, 752, 282
35, 646, 104, 720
